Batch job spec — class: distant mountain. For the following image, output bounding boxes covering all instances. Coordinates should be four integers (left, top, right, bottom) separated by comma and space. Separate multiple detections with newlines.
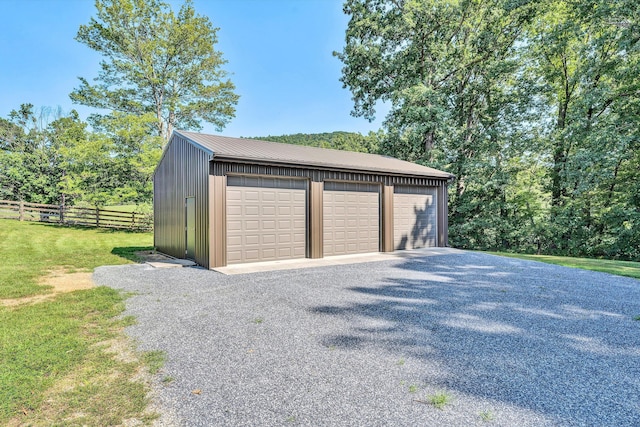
248, 131, 380, 154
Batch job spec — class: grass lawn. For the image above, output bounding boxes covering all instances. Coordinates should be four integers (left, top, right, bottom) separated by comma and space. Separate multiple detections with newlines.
487, 252, 640, 280
104, 204, 150, 213
0, 220, 152, 299
0, 219, 157, 425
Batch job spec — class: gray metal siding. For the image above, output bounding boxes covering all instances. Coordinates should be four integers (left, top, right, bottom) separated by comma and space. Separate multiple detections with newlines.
212, 161, 449, 187
153, 134, 210, 267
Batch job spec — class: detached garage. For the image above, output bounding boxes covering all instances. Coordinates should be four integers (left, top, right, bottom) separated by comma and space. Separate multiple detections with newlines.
153, 131, 454, 269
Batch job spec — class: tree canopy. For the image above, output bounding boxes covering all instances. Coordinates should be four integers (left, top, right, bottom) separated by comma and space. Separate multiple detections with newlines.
0, 104, 161, 208
71, 0, 239, 143
337, 0, 640, 260
251, 131, 382, 154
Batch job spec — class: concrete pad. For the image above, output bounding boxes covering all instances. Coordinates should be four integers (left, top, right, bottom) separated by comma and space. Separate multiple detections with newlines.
135, 250, 197, 268
213, 247, 463, 275
147, 259, 197, 269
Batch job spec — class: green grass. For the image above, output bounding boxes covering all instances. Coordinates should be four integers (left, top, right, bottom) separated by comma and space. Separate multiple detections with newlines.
427, 392, 452, 409
0, 219, 152, 298
487, 252, 640, 280
479, 410, 495, 422
104, 204, 143, 213
0, 219, 156, 425
143, 350, 166, 375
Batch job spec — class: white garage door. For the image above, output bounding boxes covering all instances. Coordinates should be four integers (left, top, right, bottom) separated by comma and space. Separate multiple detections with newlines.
394, 186, 437, 250
323, 182, 380, 256
227, 176, 306, 264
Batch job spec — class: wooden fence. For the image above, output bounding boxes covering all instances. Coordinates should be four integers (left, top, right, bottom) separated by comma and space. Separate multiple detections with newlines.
0, 200, 153, 231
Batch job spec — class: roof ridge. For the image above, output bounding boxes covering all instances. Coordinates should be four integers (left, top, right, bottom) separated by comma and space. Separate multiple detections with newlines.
173, 130, 454, 179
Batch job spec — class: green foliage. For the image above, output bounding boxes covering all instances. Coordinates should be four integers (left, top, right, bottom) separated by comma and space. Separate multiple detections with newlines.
0, 219, 152, 299
71, 0, 239, 142
427, 391, 451, 409
252, 131, 383, 154
337, 0, 640, 261
0, 105, 161, 207
0, 105, 63, 204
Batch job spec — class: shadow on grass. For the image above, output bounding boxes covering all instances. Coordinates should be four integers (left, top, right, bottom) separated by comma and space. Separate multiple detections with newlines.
20, 220, 151, 234
111, 246, 154, 263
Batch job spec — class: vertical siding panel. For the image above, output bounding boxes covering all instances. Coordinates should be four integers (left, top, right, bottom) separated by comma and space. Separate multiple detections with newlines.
309, 181, 323, 258
209, 174, 227, 268
381, 185, 394, 252
153, 135, 210, 268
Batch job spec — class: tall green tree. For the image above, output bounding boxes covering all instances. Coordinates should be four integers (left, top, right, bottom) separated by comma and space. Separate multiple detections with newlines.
0, 105, 62, 204
335, 0, 540, 249
527, 0, 640, 255
90, 113, 163, 205
71, 0, 239, 143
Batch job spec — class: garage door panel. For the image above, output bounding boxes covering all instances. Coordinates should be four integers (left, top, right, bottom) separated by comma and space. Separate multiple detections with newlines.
227, 205, 242, 215
393, 188, 437, 250
227, 178, 307, 264
262, 206, 276, 215
262, 248, 276, 258
245, 235, 260, 245
227, 235, 242, 246
323, 189, 379, 256
227, 189, 241, 200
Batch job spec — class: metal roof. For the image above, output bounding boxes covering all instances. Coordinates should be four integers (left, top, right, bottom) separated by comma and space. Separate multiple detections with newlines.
175, 130, 453, 179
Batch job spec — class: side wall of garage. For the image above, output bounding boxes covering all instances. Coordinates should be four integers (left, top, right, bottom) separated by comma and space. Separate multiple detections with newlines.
153, 135, 210, 268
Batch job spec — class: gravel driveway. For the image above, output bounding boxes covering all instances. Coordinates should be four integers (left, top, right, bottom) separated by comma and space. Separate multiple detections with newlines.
93, 250, 640, 426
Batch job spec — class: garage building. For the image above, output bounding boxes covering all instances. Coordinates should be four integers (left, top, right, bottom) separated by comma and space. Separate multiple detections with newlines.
153, 131, 454, 269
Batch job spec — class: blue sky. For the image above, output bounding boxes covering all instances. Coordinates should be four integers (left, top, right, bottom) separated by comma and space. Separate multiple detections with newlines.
0, 0, 387, 137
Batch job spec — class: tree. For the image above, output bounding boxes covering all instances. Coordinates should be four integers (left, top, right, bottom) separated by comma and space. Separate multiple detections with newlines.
253, 131, 382, 154
90, 112, 163, 205
336, 0, 640, 260
335, 0, 540, 249
525, 0, 640, 254
71, 0, 239, 144
0, 104, 63, 204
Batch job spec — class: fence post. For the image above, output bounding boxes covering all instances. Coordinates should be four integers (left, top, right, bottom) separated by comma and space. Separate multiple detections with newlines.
59, 204, 65, 224
96, 207, 100, 227
19, 200, 24, 221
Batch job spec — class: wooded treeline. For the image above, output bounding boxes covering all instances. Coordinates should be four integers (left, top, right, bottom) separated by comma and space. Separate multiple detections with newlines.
252, 131, 383, 154
0, 105, 162, 209
1, 0, 638, 261
336, 0, 640, 260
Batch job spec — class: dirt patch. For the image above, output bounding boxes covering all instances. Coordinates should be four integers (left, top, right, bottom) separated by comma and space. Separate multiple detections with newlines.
41, 269, 95, 293
1, 269, 95, 307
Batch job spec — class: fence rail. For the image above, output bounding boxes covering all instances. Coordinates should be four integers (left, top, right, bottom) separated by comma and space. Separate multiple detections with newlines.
0, 200, 153, 231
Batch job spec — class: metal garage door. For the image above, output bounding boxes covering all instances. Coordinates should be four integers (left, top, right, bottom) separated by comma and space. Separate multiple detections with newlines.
323, 182, 380, 256
394, 186, 437, 250
227, 176, 307, 264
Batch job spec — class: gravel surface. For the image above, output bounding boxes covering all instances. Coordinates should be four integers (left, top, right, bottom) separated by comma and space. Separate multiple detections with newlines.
93, 250, 640, 426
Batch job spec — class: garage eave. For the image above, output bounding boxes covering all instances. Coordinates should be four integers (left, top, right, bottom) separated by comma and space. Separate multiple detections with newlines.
210, 155, 454, 181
